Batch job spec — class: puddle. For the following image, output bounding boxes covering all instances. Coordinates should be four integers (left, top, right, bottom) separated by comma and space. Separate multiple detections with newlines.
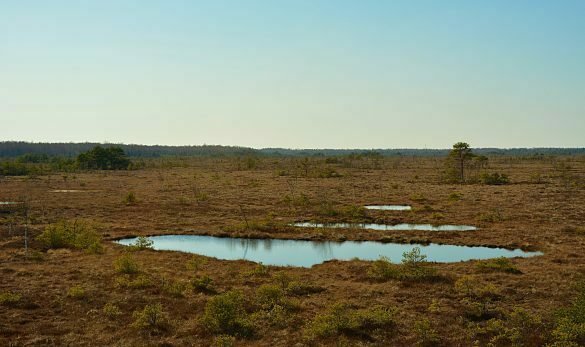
365, 205, 411, 211
0, 202, 20, 205
116, 235, 541, 267
293, 222, 477, 231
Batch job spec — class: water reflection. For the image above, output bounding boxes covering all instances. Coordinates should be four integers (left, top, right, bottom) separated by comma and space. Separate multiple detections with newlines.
116, 235, 540, 268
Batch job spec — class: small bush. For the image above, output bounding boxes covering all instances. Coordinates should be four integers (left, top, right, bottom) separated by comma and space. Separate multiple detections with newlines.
469, 308, 544, 346
162, 279, 188, 298
551, 281, 585, 346
37, 220, 102, 252
0, 291, 21, 306
202, 290, 254, 337
67, 285, 86, 299
115, 275, 152, 289
304, 303, 395, 340
476, 257, 522, 274
448, 192, 462, 201
191, 275, 215, 294
244, 263, 270, 277
455, 276, 501, 320
367, 256, 400, 281
114, 254, 140, 274
132, 303, 170, 333
103, 303, 122, 319
123, 191, 137, 205
128, 236, 153, 251
286, 281, 325, 296
212, 335, 236, 347
413, 318, 440, 346
481, 172, 509, 185
186, 256, 207, 272
368, 248, 439, 282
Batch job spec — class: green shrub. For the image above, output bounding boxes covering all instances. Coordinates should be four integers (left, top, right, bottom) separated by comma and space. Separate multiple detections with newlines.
481, 172, 509, 185
131, 303, 170, 332
186, 256, 207, 272
413, 318, 440, 346
455, 276, 501, 320
67, 285, 86, 299
212, 335, 236, 347
244, 263, 270, 277
202, 290, 254, 337
551, 281, 585, 346
103, 303, 122, 319
114, 254, 140, 274
304, 303, 395, 340
37, 220, 102, 252
368, 248, 439, 282
128, 236, 153, 251
115, 274, 152, 289
476, 257, 522, 274
286, 281, 325, 296
0, 291, 21, 306
469, 308, 544, 346
162, 279, 188, 298
448, 192, 462, 201
191, 275, 215, 294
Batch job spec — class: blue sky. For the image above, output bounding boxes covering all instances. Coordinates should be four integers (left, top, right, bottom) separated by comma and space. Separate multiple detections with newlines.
1, 1, 583, 148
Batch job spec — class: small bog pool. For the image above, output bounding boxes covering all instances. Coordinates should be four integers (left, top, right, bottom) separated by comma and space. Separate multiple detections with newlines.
365, 205, 412, 211
116, 235, 541, 267
292, 222, 477, 231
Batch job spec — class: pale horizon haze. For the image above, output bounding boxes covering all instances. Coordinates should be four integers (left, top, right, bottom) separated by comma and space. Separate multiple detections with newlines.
1, 1, 584, 149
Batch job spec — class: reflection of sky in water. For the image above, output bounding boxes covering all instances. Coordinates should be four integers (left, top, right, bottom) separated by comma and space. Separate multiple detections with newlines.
293, 222, 477, 231
364, 205, 412, 211
117, 235, 541, 268
0, 202, 19, 205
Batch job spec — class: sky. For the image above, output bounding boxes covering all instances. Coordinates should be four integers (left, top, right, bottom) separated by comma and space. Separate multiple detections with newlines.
1, 0, 584, 149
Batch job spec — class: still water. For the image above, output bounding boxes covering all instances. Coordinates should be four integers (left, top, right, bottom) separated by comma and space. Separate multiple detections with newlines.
364, 205, 412, 211
292, 222, 477, 231
116, 235, 540, 267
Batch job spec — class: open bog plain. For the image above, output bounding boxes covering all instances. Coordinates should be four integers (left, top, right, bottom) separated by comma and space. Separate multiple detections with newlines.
1, 155, 584, 346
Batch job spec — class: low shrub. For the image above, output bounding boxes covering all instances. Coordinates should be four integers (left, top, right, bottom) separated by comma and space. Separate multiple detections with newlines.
455, 276, 501, 320
286, 281, 325, 296
123, 191, 137, 205
550, 281, 585, 346
127, 236, 153, 251
115, 274, 152, 289
212, 335, 236, 347
114, 254, 140, 274
131, 303, 170, 333
367, 248, 439, 282
162, 279, 188, 298
481, 172, 509, 185
468, 307, 544, 346
103, 303, 122, 319
0, 291, 21, 306
413, 318, 440, 346
202, 290, 254, 337
304, 303, 396, 340
37, 220, 102, 252
67, 285, 86, 299
476, 257, 522, 274
191, 275, 215, 294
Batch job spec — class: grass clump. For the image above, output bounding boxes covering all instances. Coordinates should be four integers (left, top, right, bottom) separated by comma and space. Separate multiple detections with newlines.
162, 279, 188, 298
0, 291, 22, 306
476, 257, 522, 274
367, 248, 439, 282
37, 219, 102, 253
114, 254, 140, 274
202, 290, 254, 337
304, 303, 396, 340
212, 335, 236, 347
67, 285, 86, 299
131, 303, 170, 333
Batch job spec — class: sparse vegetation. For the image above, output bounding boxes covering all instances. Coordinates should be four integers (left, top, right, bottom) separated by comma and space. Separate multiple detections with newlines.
114, 254, 140, 274
476, 257, 522, 274
37, 220, 102, 253
202, 290, 254, 337
367, 248, 439, 282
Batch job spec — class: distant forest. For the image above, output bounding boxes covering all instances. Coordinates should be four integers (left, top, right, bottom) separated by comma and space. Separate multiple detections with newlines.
0, 141, 583, 158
